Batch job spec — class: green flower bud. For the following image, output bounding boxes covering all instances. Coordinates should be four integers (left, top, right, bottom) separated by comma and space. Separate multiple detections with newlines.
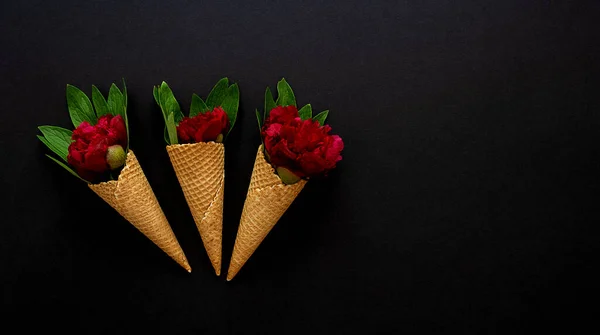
106, 145, 126, 170
276, 166, 301, 185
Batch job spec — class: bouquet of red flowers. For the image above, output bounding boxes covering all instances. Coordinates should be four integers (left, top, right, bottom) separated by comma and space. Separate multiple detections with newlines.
38, 81, 190, 272
154, 78, 239, 275
227, 79, 344, 280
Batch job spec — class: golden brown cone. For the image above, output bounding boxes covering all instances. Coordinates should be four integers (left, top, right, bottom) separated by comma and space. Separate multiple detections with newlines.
227, 145, 306, 280
88, 150, 191, 272
166, 142, 224, 275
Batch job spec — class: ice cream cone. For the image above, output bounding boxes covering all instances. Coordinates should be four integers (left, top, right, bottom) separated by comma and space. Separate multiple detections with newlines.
227, 145, 307, 280
88, 150, 191, 272
166, 142, 224, 275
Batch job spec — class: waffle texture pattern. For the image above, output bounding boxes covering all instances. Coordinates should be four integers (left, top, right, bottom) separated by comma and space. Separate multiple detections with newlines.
227, 145, 306, 280
167, 142, 224, 275
88, 150, 191, 272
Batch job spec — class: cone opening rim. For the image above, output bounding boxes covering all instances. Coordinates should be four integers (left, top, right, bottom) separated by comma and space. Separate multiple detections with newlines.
88, 149, 137, 188
167, 142, 225, 149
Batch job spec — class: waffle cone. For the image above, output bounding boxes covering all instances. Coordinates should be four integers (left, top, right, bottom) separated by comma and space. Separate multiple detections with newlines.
166, 142, 224, 275
227, 145, 306, 280
88, 150, 191, 272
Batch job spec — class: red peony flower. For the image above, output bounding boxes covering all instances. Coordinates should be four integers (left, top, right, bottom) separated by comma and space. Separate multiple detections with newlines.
263, 105, 299, 130
67, 114, 128, 181
261, 106, 344, 178
177, 107, 229, 143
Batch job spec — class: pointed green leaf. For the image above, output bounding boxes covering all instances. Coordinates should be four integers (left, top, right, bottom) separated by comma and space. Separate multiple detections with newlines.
166, 113, 178, 145
153, 86, 160, 105
91, 85, 109, 117
275, 78, 296, 107
264, 87, 276, 121
276, 166, 301, 185
166, 95, 182, 123
159, 82, 183, 123
154, 84, 170, 144
121, 80, 129, 150
190, 94, 209, 117
298, 104, 312, 120
46, 154, 88, 183
159, 82, 171, 108
312, 110, 329, 126
122, 78, 128, 109
66, 84, 96, 127
37, 135, 66, 163
107, 84, 125, 119
38, 126, 73, 161
256, 108, 263, 129
206, 77, 229, 108
221, 83, 240, 136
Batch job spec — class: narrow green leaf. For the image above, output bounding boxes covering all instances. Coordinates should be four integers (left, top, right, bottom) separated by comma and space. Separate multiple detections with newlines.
38, 135, 66, 162
122, 78, 128, 109
206, 77, 229, 108
66, 84, 96, 127
298, 104, 312, 120
154, 85, 170, 144
153, 86, 160, 105
121, 80, 130, 150
166, 95, 182, 123
275, 78, 296, 107
221, 83, 240, 136
38, 126, 73, 161
264, 87, 276, 121
256, 108, 263, 129
190, 94, 209, 117
312, 110, 329, 126
159, 82, 183, 123
166, 113, 178, 145
159, 82, 171, 109
91, 85, 109, 117
107, 84, 125, 119
46, 154, 88, 183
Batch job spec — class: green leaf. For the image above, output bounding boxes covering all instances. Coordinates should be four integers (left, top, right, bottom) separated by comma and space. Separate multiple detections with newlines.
221, 83, 240, 136
153, 86, 160, 105
121, 79, 130, 150
154, 84, 170, 144
166, 113, 178, 145
122, 78, 128, 109
46, 154, 88, 183
91, 85, 109, 117
159, 82, 183, 123
66, 84, 96, 127
276, 166, 301, 185
312, 110, 329, 126
275, 78, 296, 107
107, 84, 125, 119
37, 135, 65, 163
190, 94, 209, 117
206, 77, 229, 108
166, 95, 182, 123
38, 126, 73, 161
264, 87, 276, 121
298, 104, 312, 120
256, 108, 263, 129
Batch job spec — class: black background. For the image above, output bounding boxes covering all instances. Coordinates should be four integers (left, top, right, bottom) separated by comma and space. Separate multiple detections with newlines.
1, 0, 598, 333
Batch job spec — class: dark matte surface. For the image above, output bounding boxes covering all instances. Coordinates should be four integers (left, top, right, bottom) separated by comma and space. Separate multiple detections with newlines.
1, 0, 598, 333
